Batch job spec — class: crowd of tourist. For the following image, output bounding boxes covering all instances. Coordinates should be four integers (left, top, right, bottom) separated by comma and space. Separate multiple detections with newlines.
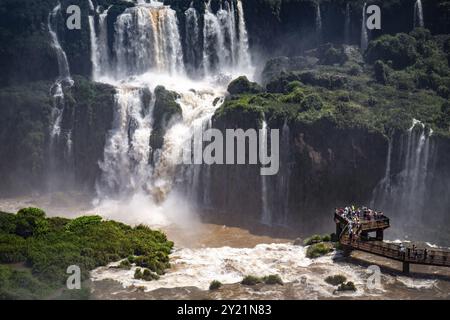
335, 206, 386, 241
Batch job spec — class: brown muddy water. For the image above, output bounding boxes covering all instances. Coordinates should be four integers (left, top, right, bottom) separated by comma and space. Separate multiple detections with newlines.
1, 194, 449, 300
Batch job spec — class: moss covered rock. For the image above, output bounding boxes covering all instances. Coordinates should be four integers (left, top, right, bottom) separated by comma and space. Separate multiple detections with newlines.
227, 76, 263, 95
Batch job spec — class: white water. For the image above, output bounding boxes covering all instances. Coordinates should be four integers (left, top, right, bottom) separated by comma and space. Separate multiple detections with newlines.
414, 0, 424, 28
360, 3, 368, 52
48, 3, 72, 84
48, 2, 73, 151
113, 4, 185, 78
260, 120, 271, 225
91, 243, 371, 297
91, 1, 254, 217
371, 120, 435, 222
315, 3, 322, 41
184, 4, 200, 76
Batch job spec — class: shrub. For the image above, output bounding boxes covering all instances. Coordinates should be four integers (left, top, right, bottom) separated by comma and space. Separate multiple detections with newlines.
119, 259, 131, 270
65, 215, 102, 232
300, 94, 323, 112
348, 64, 362, 76
366, 33, 418, 69
134, 268, 143, 280
337, 281, 357, 292
282, 88, 305, 103
209, 280, 223, 290
227, 76, 263, 95
141, 268, 159, 281
241, 275, 262, 286
306, 243, 334, 258
262, 275, 283, 285
303, 234, 331, 246
286, 81, 302, 92
374, 60, 389, 84
325, 275, 347, 286
303, 234, 323, 246
15, 207, 48, 237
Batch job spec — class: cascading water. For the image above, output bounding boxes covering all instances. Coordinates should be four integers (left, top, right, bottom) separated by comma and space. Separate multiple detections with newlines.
360, 3, 368, 52
48, 3, 73, 141
48, 3, 72, 85
371, 120, 435, 223
260, 120, 271, 225
203, 1, 226, 76
47, 2, 75, 191
414, 0, 424, 28
315, 2, 322, 42
96, 87, 153, 198
87, 0, 254, 226
184, 3, 201, 76
113, 4, 185, 78
236, 0, 251, 70
344, 3, 351, 44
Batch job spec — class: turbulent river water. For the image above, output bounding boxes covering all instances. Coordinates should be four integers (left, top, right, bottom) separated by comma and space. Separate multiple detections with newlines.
1, 0, 448, 300
1, 196, 449, 300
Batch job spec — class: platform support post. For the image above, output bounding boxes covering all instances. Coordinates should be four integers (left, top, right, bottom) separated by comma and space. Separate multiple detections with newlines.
402, 262, 410, 274
376, 229, 384, 241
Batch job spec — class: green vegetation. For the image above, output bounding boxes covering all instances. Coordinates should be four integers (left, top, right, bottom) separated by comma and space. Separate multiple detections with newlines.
325, 274, 347, 286
306, 243, 334, 259
241, 274, 283, 286
227, 76, 263, 95
262, 274, 284, 285
150, 85, 182, 153
0, 208, 173, 299
216, 28, 450, 138
134, 268, 160, 281
241, 275, 262, 286
337, 281, 357, 292
209, 280, 223, 290
303, 234, 331, 246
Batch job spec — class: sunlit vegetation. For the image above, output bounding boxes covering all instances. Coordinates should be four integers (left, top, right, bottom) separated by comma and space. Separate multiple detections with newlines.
0, 208, 173, 299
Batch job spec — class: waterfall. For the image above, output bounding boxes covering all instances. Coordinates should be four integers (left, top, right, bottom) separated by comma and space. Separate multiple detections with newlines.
277, 121, 291, 226
91, 1, 253, 222
360, 3, 368, 52
113, 4, 185, 78
236, 0, 251, 70
48, 3, 72, 84
414, 0, 424, 28
48, 2, 73, 154
344, 3, 351, 44
371, 120, 435, 222
97, 87, 153, 198
88, 0, 95, 11
260, 120, 271, 225
88, 15, 98, 80
202, 0, 252, 76
315, 2, 322, 42
184, 3, 200, 76
202, 1, 226, 76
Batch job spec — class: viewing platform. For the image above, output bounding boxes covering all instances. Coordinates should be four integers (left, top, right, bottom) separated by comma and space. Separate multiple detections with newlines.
334, 208, 450, 273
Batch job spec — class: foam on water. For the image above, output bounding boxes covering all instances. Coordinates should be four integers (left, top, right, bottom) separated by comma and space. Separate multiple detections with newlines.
91, 243, 384, 298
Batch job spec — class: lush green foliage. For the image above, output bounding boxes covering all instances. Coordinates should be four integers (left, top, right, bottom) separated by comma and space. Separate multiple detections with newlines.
216, 29, 450, 138
306, 242, 334, 258
325, 274, 347, 286
0, 209, 173, 299
262, 274, 283, 285
241, 275, 262, 286
209, 280, 223, 290
303, 234, 331, 246
227, 76, 263, 95
337, 281, 356, 292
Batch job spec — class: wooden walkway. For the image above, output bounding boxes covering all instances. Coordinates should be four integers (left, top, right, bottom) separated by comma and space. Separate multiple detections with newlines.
334, 212, 450, 273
